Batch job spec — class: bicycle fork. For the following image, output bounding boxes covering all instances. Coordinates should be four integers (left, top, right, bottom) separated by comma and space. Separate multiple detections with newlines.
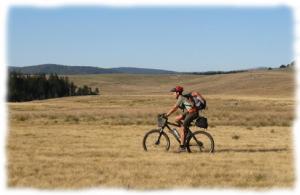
155, 128, 164, 145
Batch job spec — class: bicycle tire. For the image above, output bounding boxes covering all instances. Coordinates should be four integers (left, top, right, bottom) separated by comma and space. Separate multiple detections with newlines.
186, 130, 214, 153
143, 129, 170, 152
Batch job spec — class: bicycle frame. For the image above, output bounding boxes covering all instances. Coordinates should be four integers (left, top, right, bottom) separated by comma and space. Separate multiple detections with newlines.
159, 120, 194, 144
144, 115, 214, 153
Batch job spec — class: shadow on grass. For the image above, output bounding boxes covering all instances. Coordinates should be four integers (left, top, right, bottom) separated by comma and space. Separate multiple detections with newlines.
216, 148, 288, 153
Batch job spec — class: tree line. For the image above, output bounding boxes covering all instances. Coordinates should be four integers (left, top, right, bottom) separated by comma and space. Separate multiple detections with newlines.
189, 70, 247, 75
8, 72, 99, 102
279, 61, 295, 69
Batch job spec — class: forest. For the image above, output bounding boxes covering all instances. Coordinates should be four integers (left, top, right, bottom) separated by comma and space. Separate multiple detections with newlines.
8, 72, 99, 102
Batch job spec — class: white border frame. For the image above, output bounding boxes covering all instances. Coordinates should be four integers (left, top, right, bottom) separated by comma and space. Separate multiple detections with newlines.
1, 1, 299, 195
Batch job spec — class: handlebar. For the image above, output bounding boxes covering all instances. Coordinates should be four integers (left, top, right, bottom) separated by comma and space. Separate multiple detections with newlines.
159, 113, 168, 118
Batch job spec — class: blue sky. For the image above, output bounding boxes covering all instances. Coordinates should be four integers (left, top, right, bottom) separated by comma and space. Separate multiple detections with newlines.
7, 6, 293, 72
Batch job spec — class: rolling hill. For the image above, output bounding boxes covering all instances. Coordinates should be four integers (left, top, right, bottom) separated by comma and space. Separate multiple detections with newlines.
68, 69, 294, 98
8, 64, 176, 75
9, 64, 119, 74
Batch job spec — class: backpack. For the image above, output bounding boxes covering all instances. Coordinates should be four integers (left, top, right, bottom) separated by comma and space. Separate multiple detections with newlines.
183, 92, 206, 111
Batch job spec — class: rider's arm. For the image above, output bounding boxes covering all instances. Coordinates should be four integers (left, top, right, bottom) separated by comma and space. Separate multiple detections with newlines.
166, 105, 179, 117
166, 95, 182, 117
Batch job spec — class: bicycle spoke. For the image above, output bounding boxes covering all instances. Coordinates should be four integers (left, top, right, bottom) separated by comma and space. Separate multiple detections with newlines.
143, 129, 170, 152
187, 131, 214, 153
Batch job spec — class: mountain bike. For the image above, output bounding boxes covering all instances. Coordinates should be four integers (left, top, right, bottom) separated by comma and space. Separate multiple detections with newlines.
142, 113, 214, 153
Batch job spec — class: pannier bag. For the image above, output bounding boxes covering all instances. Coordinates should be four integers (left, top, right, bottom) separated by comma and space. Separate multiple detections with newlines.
195, 116, 208, 129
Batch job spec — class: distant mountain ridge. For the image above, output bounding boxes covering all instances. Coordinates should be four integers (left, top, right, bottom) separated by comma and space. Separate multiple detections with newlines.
110, 67, 176, 74
9, 64, 176, 75
9, 63, 293, 75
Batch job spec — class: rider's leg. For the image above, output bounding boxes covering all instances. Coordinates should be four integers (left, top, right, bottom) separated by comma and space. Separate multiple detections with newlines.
182, 112, 199, 146
175, 114, 184, 126
175, 114, 185, 146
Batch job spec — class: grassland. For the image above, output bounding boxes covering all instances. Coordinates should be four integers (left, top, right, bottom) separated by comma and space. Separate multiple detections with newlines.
7, 69, 295, 189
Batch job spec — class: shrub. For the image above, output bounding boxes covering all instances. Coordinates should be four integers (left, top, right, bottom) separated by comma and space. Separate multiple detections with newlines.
65, 115, 80, 123
16, 115, 30, 121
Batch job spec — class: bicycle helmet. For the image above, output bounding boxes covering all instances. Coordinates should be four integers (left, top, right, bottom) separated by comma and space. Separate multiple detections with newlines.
170, 86, 184, 93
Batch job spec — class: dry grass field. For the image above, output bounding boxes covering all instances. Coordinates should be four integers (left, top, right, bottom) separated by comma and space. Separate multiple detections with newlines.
7, 69, 295, 189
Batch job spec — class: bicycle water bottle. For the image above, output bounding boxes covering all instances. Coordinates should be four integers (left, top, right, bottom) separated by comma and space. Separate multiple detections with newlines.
172, 128, 180, 139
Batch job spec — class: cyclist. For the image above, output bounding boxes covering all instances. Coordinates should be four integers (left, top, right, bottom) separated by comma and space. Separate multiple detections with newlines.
165, 86, 199, 152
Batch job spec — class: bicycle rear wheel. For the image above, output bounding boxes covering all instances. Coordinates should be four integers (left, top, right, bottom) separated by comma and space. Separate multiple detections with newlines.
186, 130, 214, 153
143, 129, 170, 152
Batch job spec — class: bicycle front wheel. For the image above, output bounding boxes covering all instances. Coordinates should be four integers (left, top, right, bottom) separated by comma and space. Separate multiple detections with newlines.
143, 129, 170, 152
186, 131, 214, 153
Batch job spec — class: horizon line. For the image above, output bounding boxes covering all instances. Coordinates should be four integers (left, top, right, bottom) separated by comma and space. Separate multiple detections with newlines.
8, 62, 293, 73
